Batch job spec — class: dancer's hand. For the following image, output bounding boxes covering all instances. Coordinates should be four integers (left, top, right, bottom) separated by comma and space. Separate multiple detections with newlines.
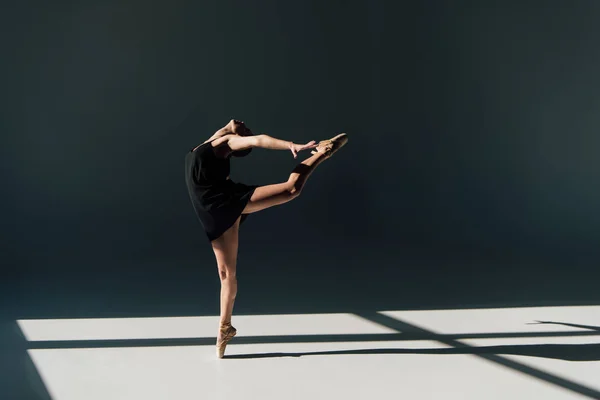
290, 141, 318, 159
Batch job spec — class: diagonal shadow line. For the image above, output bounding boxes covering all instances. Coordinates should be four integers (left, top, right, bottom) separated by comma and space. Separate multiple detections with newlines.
225, 343, 600, 361
26, 334, 404, 349
354, 312, 600, 400
25, 329, 600, 350
1, 321, 53, 400
529, 321, 600, 332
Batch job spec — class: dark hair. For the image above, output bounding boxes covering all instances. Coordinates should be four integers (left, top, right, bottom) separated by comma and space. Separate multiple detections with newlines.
232, 147, 253, 158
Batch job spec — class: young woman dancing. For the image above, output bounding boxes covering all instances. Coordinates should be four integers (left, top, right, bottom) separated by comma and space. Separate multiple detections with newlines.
184, 119, 348, 358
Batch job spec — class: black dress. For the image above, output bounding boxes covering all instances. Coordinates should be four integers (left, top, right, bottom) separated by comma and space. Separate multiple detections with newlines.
184, 140, 257, 242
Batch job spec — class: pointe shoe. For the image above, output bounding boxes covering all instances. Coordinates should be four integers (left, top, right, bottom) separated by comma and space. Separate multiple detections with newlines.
311, 133, 348, 158
216, 322, 237, 359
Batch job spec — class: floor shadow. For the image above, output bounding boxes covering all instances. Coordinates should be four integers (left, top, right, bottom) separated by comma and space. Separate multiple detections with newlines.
226, 343, 600, 361
25, 330, 600, 350
0, 320, 52, 400
528, 321, 600, 332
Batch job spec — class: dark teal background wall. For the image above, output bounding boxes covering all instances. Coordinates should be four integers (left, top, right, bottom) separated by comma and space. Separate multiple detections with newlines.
3, 0, 600, 315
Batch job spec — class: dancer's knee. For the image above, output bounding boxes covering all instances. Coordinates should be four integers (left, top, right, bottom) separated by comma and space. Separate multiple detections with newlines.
218, 264, 236, 281
287, 177, 303, 198
290, 186, 302, 199
220, 272, 237, 297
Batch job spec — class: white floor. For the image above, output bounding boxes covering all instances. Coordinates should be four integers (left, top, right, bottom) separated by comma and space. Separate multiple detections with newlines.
18, 306, 600, 400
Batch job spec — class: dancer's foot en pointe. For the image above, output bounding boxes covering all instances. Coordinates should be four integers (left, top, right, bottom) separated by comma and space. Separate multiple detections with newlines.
216, 321, 237, 358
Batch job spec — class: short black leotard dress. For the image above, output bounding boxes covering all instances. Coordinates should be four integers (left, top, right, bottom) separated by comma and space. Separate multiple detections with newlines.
184, 140, 257, 241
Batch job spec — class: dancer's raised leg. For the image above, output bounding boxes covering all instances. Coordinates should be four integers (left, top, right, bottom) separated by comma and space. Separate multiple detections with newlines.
242, 133, 348, 214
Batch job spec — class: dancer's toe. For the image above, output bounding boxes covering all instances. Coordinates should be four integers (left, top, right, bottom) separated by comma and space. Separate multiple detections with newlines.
216, 322, 237, 359
316, 133, 348, 157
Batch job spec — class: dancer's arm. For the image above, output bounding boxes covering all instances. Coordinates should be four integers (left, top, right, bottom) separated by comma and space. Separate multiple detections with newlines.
255, 134, 294, 150
228, 134, 317, 157
227, 134, 289, 151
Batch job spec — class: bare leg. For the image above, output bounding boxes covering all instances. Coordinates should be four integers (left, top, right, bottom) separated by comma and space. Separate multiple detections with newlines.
210, 216, 240, 357
242, 150, 328, 214
243, 133, 348, 214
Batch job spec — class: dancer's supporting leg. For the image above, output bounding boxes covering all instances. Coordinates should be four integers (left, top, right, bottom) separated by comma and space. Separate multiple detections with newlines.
211, 133, 347, 358
210, 216, 240, 358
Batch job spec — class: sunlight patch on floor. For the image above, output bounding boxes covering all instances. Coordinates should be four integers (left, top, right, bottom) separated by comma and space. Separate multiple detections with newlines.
19, 306, 600, 400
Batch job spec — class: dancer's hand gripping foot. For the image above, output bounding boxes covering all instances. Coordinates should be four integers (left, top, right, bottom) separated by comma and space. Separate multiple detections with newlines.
311, 133, 348, 158
216, 321, 237, 359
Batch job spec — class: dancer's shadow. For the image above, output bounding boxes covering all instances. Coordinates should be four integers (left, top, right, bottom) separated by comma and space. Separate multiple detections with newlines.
228, 320, 600, 361
527, 320, 600, 332
226, 343, 600, 361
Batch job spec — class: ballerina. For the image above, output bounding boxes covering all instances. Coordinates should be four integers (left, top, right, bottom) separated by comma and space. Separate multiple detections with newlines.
184, 119, 348, 358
